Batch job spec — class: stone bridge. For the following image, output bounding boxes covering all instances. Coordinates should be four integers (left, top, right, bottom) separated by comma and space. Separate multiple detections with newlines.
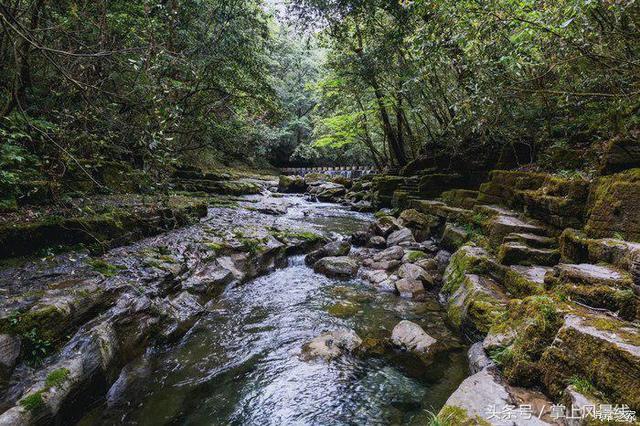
281, 166, 375, 178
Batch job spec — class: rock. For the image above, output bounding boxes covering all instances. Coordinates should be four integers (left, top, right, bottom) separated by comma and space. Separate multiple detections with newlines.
351, 231, 370, 247
278, 175, 306, 193
374, 278, 398, 293
488, 214, 548, 246
546, 263, 633, 288
313, 256, 359, 278
497, 242, 560, 266
467, 342, 494, 374
387, 228, 415, 247
255, 203, 287, 215
300, 329, 362, 361
395, 278, 426, 299
327, 302, 359, 318
401, 250, 428, 263
397, 209, 439, 241
442, 273, 508, 341
373, 215, 400, 237
391, 320, 438, 355
600, 137, 640, 175
440, 224, 470, 251
182, 261, 235, 294
162, 291, 205, 339
540, 313, 640, 411
0, 334, 20, 381
362, 269, 390, 285
504, 233, 556, 249
305, 239, 351, 266
562, 385, 600, 426
367, 236, 387, 248
373, 246, 404, 262
367, 259, 401, 271
503, 265, 551, 297
316, 183, 346, 202
437, 367, 554, 425
441, 189, 479, 209
434, 250, 452, 273
397, 263, 433, 286
415, 257, 438, 271
350, 200, 375, 212
585, 169, 640, 241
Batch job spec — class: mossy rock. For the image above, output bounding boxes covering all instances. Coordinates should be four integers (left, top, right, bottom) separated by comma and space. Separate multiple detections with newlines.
539, 313, 640, 411
278, 175, 306, 193
444, 273, 508, 341
599, 137, 640, 175
585, 169, 640, 241
489, 295, 566, 388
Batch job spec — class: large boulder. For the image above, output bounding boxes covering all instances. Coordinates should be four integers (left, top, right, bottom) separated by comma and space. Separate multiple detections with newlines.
397, 263, 434, 287
387, 228, 415, 247
373, 245, 404, 262
395, 278, 426, 299
437, 367, 554, 425
391, 320, 438, 356
313, 256, 359, 278
278, 175, 306, 193
600, 137, 640, 175
315, 183, 346, 202
305, 239, 351, 266
300, 329, 363, 361
540, 313, 640, 411
373, 216, 400, 237
398, 209, 439, 241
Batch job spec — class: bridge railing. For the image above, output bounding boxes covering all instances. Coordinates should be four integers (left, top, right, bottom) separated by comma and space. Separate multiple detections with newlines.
281, 166, 375, 177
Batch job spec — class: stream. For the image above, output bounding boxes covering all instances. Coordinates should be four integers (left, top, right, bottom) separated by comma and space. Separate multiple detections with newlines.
77, 194, 468, 425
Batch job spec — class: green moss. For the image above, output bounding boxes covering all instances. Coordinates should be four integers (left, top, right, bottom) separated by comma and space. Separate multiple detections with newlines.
270, 229, 323, 244
87, 258, 126, 277
19, 390, 45, 412
436, 406, 491, 426
406, 250, 427, 262
503, 269, 544, 298
490, 296, 566, 387
585, 316, 640, 346
45, 368, 70, 388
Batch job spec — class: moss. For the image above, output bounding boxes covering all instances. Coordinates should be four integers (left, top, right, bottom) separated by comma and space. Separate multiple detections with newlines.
490, 296, 566, 387
45, 368, 70, 388
585, 316, 640, 346
19, 390, 45, 412
557, 284, 637, 321
205, 242, 226, 251
441, 245, 497, 297
406, 250, 427, 262
87, 258, 126, 277
568, 376, 605, 401
436, 406, 491, 426
503, 269, 544, 298
270, 229, 323, 243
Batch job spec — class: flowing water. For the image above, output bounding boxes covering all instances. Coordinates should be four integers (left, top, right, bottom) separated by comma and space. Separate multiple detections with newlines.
78, 195, 468, 425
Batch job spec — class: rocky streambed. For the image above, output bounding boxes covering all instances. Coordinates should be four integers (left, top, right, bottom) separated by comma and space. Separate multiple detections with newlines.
0, 182, 471, 425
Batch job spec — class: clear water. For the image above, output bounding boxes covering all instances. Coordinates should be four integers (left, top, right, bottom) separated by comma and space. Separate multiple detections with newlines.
78, 197, 468, 425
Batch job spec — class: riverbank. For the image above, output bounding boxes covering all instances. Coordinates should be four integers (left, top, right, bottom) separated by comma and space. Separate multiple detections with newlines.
0, 168, 639, 425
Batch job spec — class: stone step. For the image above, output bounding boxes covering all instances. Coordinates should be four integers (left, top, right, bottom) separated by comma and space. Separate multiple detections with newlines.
504, 232, 557, 249
487, 214, 550, 246
545, 263, 634, 289
545, 263, 638, 320
503, 265, 553, 297
540, 312, 640, 411
497, 242, 560, 266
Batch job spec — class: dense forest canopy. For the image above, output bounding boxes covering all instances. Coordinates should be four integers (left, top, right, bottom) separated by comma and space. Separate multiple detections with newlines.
1, 0, 639, 205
